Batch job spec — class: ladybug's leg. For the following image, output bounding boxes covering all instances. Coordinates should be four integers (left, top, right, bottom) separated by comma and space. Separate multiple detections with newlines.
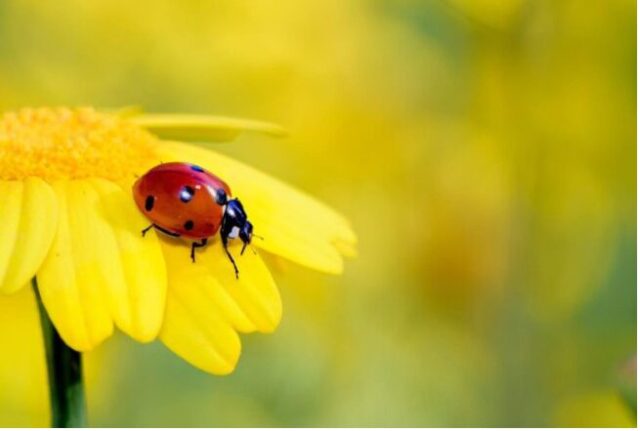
220, 217, 240, 278
221, 235, 240, 279
141, 224, 154, 237
190, 238, 208, 263
142, 224, 180, 238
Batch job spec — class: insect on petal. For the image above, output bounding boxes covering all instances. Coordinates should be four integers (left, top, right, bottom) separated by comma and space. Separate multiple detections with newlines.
157, 141, 357, 274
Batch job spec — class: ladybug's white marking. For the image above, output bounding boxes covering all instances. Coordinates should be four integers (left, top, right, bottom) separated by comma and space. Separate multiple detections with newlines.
229, 226, 240, 239
179, 186, 195, 203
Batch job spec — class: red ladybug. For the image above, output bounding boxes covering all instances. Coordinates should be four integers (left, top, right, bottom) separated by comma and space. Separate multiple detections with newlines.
133, 162, 254, 278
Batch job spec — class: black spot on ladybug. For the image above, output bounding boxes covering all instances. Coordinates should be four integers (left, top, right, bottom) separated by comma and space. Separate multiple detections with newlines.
145, 195, 155, 211
179, 186, 195, 203
215, 188, 227, 205
184, 220, 194, 231
191, 165, 204, 172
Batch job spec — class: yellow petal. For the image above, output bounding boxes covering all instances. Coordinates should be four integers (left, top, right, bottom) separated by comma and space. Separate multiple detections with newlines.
159, 237, 281, 374
37, 179, 166, 351
0, 178, 58, 294
89, 179, 167, 342
36, 181, 112, 350
334, 238, 359, 258
157, 141, 357, 274
131, 114, 287, 142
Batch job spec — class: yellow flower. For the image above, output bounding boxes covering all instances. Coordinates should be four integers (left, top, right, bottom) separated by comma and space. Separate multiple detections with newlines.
0, 107, 356, 374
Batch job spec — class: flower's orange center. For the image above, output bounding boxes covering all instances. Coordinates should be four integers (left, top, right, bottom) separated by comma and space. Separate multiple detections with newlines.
0, 107, 159, 182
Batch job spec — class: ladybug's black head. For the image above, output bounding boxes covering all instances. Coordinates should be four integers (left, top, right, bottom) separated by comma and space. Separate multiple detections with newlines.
239, 221, 253, 252
222, 198, 253, 255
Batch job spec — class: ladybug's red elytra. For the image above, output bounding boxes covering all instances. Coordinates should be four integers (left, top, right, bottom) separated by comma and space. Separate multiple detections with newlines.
133, 162, 254, 278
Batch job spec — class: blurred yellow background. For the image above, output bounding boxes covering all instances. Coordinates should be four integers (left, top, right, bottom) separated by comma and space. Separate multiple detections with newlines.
0, 0, 635, 427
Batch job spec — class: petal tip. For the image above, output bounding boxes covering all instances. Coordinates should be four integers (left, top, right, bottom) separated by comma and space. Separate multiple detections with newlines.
128, 328, 160, 344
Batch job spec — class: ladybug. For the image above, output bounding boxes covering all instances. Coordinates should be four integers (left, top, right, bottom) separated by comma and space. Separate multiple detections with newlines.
133, 162, 254, 278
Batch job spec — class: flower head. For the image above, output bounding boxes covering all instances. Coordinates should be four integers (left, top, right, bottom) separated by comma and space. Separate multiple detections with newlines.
0, 107, 356, 374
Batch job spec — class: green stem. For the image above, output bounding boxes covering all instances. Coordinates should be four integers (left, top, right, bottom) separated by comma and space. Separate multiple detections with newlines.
32, 278, 87, 427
